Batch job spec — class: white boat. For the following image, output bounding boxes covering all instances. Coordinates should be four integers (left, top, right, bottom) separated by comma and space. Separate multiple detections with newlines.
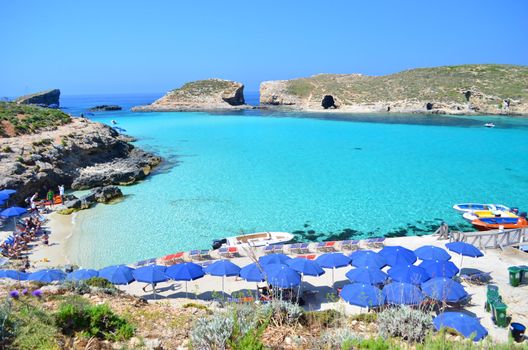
462, 210, 518, 223
484, 123, 495, 128
212, 231, 294, 249
453, 203, 510, 213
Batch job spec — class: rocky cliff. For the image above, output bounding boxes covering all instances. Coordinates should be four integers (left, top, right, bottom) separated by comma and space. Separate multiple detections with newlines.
15, 89, 61, 107
260, 64, 528, 115
132, 79, 249, 111
0, 105, 161, 204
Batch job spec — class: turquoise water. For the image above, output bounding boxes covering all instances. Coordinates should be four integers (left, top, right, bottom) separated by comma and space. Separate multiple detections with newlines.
66, 108, 528, 268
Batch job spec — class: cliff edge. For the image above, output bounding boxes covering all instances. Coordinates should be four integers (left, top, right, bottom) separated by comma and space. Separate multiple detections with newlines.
260, 64, 528, 115
132, 79, 249, 112
15, 89, 61, 107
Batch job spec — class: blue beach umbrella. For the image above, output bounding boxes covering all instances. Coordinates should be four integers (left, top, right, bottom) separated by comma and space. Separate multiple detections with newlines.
133, 265, 168, 298
205, 260, 241, 295
28, 269, 66, 283
99, 265, 135, 285
422, 278, 468, 303
415, 245, 451, 261
350, 250, 387, 269
0, 206, 27, 217
345, 267, 388, 285
0, 189, 16, 197
0, 193, 8, 201
166, 262, 204, 297
445, 242, 483, 272
132, 265, 168, 284
379, 246, 417, 266
66, 269, 99, 281
264, 264, 301, 289
286, 258, 325, 277
433, 312, 488, 341
316, 252, 352, 286
419, 260, 459, 278
388, 264, 430, 284
0, 206, 27, 229
0, 270, 29, 281
340, 283, 385, 308
383, 282, 424, 305
239, 262, 265, 282
259, 253, 292, 266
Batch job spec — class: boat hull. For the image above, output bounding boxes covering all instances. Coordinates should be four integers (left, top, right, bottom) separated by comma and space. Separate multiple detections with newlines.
471, 217, 528, 231
215, 231, 294, 249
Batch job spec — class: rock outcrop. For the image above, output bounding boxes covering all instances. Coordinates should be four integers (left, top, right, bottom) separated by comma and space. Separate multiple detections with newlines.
132, 79, 250, 112
89, 105, 122, 112
260, 64, 528, 115
62, 186, 123, 212
15, 89, 60, 107
0, 117, 161, 204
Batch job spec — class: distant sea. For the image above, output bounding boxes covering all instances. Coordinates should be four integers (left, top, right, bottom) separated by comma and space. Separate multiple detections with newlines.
58, 93, 528, 268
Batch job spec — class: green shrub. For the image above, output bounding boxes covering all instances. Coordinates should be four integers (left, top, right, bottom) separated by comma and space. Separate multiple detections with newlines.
54, 300, 134, 341
57, 208, 78, 215
350, 312, 378, 323
0, 299, 16, 343
260, 300, 303, 326
58, 280, 91, 295
378, 306, 433, 343
85, 277, 113, 289
344, 337, 393, 350
11, 301, 61, 350
302, 309, 344, 328
315, 327, 360, 350
1, 146, 12, 153
190, 312, 234, 350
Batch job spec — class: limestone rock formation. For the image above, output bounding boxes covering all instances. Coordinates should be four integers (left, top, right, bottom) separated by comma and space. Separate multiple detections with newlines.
260, 65, 528, 115
62, 186, 123, 212
0, 116, 161, 204
89, 105, 122, 111
132, 79, 249, 112
15, 89, 60, 107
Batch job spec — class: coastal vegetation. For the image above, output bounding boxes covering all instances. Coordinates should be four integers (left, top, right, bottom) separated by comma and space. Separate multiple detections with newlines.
0, 102, 70, 137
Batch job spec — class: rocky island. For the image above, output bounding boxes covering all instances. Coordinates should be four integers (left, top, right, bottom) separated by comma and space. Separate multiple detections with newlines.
132, 78, 251, 112
14, 88, 61, 107
89, 104, 122, 111
260, 64, 528, 115
0, 102, 161, 204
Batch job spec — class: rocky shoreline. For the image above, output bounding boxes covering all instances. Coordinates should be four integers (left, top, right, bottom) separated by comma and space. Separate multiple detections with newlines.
0, 117, 161, 204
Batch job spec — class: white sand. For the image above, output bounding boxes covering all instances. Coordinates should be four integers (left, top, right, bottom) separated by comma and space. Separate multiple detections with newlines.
30, 212, 73, 269
40, 213, 527, 342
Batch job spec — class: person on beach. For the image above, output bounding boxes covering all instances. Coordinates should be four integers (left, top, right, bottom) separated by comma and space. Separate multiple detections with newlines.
58, 185, 65, 204
29, 192, 39, 211
46, 189, 54, 208
42, 233, 49, 245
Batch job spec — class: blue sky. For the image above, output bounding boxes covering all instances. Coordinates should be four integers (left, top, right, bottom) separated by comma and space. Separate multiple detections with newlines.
1, 0, 527, 96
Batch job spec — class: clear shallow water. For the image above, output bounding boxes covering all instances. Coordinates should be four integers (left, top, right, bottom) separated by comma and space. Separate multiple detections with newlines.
61, 95, 528, 268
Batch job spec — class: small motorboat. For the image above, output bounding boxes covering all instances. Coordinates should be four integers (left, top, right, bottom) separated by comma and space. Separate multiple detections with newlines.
484, 123, 495, 128
453, 203, 510, 213
462, 210, 518, 223
212, 231, 294, 249
471, 213, 528, 231
111, 120, 118, 125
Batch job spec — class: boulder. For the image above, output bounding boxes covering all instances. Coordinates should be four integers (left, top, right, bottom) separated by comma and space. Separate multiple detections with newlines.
15, 89, 60, 107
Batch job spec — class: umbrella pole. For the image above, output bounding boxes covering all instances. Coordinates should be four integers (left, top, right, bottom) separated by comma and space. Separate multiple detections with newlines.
459, 255, 464, 274
332, 268, 335, 289
185, 281, 188, 298
222, 275, 225, 299
152, 283, 156, 300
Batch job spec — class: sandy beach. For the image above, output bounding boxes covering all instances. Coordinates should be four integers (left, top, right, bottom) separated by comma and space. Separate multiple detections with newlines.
28, 212, 527, 342
30, 212, 74, 269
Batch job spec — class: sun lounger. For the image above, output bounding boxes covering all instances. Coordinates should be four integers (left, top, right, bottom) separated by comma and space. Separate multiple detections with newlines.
297, 254, 316, 260
190, 249, 210, 260
459, 272, 492, 285
218, 246, 238, 258
290, 243, 310, 254
365, 237, 385, 249
272, 244, 284, 253
316, 241, 337, 252
160, 252, 184, 265
264, 245, 275, 254
340, 240, 359, 251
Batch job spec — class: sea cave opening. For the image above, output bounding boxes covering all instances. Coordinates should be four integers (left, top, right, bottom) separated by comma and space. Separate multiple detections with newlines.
321, 95, 337, 109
